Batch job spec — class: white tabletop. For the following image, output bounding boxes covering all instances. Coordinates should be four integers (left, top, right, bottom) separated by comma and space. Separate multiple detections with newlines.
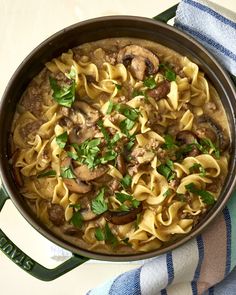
1, 1, 236, 294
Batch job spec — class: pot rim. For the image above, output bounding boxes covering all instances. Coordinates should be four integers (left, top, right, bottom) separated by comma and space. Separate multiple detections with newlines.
1, 15, 236, 261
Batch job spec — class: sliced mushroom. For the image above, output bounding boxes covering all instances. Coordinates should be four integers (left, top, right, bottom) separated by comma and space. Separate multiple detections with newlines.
68, 126, 97, 145
63, 178, 91, 194
116, 154, 126, 176
63, 226, 83, 237
117, 45, 159, 81
196, 116, 229, 152
176, 130, 198, 145
74, 164, 108, 181
47, 204, 65, 226
105, 204, 142, 225
73, 101, 100, 126
147, 80, 170, 100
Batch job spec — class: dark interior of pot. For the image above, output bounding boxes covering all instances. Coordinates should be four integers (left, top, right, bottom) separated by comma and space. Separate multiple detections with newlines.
0, 16, 236, 261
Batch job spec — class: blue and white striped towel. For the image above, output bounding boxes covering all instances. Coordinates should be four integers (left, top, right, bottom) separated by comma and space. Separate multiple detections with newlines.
174, 0, 236, 76
87, 1, 236, 294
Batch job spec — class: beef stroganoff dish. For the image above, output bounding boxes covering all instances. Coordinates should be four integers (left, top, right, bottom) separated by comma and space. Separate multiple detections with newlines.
11, 38, 230, 254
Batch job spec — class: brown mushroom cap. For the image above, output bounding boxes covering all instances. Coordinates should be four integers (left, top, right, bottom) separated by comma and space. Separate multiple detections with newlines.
104, 203, 143, 225
197, 115, 229, 152
74, 101, 100, 126
117, 45, 159, 81
68, 126, 97, 145
63, 178, 92, 194
73, 164, 108, 181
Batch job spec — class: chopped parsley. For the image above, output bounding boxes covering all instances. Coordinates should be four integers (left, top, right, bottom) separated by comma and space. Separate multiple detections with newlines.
132, 89, 146, 98
143, 76, 157, 89
97, 119, 110, 143
49, 76, 75, 108
162, 134, 177, 150
72, 138, 101, 169
60, 166, 76, 179
115, 83, 122, 90
71, 211, 83, 228
37, 170, 56, 178
185, 183, 215, 205
120, 118, 135, 137
120, 174, 132, 189
95, 227, 105, 241
95, 224, 118, 246
67, 151, 79, 160
197, 138, 220, 159
189, 163, 206, 177
157, 160, 175, 181
115, 192, 140, 209
91, 188, 108, 215
163, 188, 172, 197
119, 107, 139, 121
100, 150, 118, 164
106, 100, 114, 115
70, 204, 83, 228
104, 223, 118, 246
56, 131, 68, 149
159, 63, 176, 82
110, 133, 121, 146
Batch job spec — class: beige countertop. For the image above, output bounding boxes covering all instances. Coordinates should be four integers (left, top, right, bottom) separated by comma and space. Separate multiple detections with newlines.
0, 0, 236, 294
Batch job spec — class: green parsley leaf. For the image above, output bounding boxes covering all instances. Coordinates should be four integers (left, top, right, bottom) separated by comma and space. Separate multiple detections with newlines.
71, 211, 83, 228
119, 106, 139, 121
115, 192, 133, 203
95, 227, 105, 241
49, 77, 75, 108
104, 223, 118, 246
115, 192, 140, 209
119, 204, 130, 211
125, 137, 135, 151
56, 131, 68, 149
165, 68, 176, 81
67, 151, 79, 160
163, 188, 172, 197
66, 66, 77, 80
132, 199, 140, 208
189, 163, 206, 177
72, 138, 101, 169
120, 174, 132, 189
120, 118, 135, 137
60, 166, 76, 179
162, 134, 177, 150
115, 83, 122, 90
100, 150, 118, 164
106, 100, 114, 115
110, 133, 121, 146
143, 76, 157, 89
91, 188, 108, 215
185, 183, 215, 205
159, 63, 176, 81
135, 213, 142, 230
132, 89, 146, 97
97, 119, 110, 143
37, 170, 56, 178
199, 138, 220, 159
157, 161, 175, 181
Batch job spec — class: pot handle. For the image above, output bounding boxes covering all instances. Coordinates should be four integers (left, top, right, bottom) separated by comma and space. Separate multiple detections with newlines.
153, 4, 178, 23
0, 186, 88, 281
153, 4, 236, 86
